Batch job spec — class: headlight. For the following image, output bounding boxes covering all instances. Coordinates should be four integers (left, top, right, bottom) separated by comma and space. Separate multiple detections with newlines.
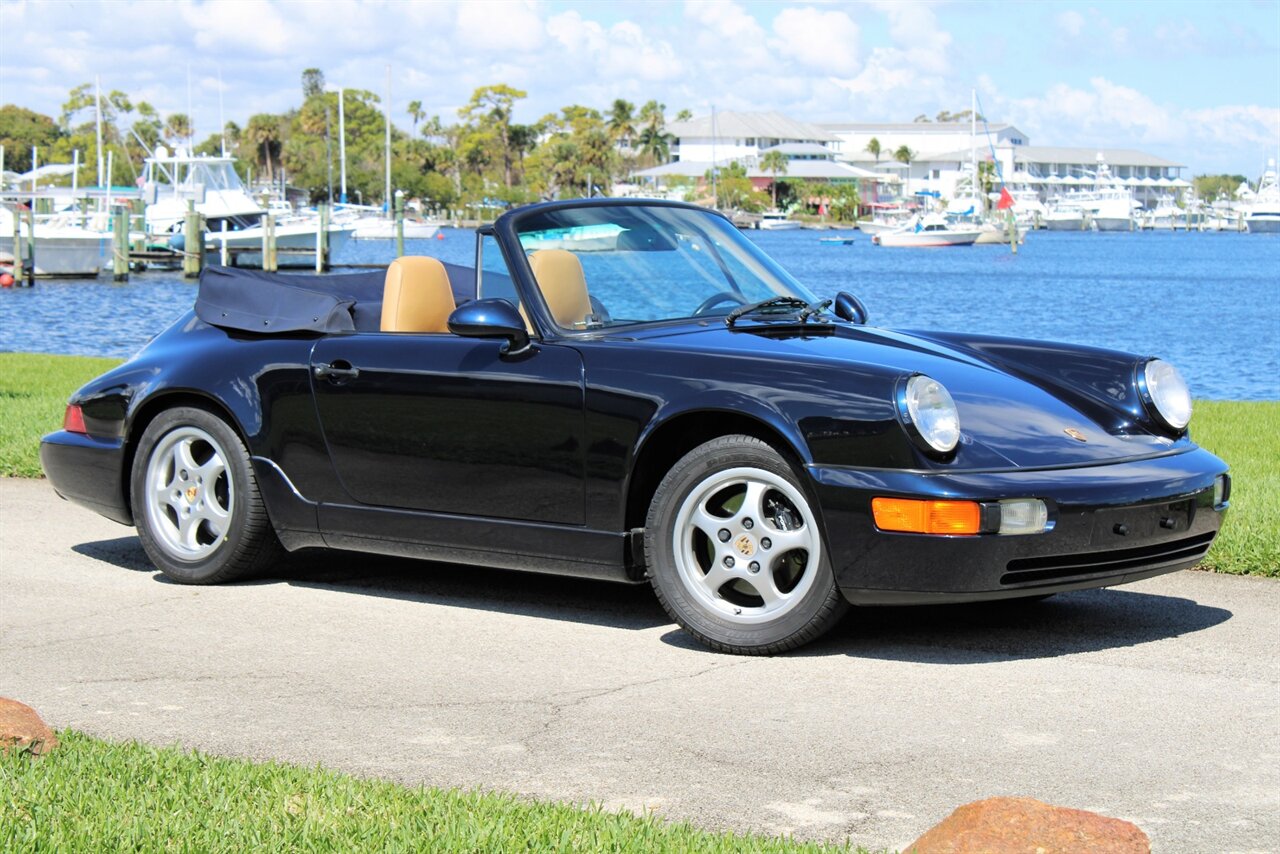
1139, 358, 1192, 432
899, 374, 960, 455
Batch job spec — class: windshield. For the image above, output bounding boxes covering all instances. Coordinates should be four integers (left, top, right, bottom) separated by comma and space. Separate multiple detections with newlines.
513, 204, 817, 330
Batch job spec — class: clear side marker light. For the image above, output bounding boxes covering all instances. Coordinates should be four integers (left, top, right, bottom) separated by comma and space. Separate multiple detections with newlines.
998, 499, 1049, 535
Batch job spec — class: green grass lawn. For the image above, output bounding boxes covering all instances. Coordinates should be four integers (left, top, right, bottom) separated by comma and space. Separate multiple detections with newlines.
0, 731, 866, 853
0, 353, 121, 477
0, 352, 1275, 575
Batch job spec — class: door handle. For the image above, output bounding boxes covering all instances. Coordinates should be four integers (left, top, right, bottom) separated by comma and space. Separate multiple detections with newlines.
313, 361, 360, 381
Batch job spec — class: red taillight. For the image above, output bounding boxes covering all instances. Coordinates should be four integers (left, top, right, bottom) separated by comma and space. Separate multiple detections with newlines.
63, 403, 87, 434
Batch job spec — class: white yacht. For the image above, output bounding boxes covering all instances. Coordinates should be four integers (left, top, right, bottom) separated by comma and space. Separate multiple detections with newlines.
1143, 196, 1183, 230
1043, 198, 1088, 231
143, 148, 352, 266
872, 213, 981, 247
1246, 160, 1280, 234
758, 210, 801, 230
0, 207, 110, 277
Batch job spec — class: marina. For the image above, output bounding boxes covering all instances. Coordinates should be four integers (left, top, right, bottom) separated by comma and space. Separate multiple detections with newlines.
2, 227, 1276, 402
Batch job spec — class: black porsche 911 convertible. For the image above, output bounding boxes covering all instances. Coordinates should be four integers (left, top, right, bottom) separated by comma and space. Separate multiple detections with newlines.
41, 199, 1230, 654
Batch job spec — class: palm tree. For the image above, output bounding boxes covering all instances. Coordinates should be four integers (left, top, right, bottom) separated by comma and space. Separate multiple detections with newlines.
894, 145, 915, 194
407, 100, 425, 135
865, 137, 881, 165
638, 99, 665, 131
636, 124, 673, 166
759, 149, 789, 209
164, 112, 192, 146
608, 99, 636, 148
674, 108, 693, 122
245, 113, 282, 183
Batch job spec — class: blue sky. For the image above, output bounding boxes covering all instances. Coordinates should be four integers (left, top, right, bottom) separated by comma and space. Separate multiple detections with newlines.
2, 0, 1277, 176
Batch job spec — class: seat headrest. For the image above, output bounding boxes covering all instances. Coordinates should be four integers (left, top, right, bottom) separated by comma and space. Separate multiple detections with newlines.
380, 256, 455, 333
528, 249, 592, 329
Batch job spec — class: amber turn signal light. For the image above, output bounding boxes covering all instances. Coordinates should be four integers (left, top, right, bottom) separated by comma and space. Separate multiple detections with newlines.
872, 497, 982, 535
63, 403, 87, 435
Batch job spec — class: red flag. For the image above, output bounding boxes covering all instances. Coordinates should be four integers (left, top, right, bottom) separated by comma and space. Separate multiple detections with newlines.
996, 186, 1015, 210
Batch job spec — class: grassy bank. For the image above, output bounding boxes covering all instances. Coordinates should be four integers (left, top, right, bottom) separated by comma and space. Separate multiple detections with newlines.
0, 731, 865, 853
1189, 401, 1279, 576
0, 352, 1275, 576
0, 353, 121, 477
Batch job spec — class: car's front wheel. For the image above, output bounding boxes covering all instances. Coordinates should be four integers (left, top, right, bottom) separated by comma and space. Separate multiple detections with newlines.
130, 406, 282, 584
645, 435, 849, 654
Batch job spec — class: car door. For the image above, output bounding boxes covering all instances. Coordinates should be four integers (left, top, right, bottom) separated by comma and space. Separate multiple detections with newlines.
309, 332, 586, 526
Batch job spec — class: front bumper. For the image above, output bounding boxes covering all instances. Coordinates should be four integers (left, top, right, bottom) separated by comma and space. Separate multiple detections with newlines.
40, 430, 132, 525
811, 447, 1229, 604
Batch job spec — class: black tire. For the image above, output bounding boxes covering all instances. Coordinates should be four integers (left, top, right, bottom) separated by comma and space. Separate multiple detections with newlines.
644, 435, 849, 655
130, 406, 283, 584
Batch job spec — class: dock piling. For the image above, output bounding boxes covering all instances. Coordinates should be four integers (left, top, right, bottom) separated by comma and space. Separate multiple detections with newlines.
182, 200, 203, 279
319, 203, 330, 271
11, 205, 24, 283
266, 213, 278, 272
112, 205, 129, 281
220, 221, 229, 266
24, 206, 35, 286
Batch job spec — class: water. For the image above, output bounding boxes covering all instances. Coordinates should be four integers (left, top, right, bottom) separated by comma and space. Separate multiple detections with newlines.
2, 228, 1277, 400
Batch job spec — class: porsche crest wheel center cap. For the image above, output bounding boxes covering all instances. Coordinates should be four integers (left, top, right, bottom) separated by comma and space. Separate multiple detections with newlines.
734, 534, 756, 557
185, 486, 198, 502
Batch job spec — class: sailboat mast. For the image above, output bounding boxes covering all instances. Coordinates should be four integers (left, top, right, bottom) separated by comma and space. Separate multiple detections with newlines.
95, 76, 104, 190
384, 65, 392, 215
710, 104, 718, 210
218, 67, 227, 157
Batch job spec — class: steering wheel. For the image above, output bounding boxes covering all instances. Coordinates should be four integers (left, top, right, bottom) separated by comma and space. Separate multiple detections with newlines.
693, 291, 749, 316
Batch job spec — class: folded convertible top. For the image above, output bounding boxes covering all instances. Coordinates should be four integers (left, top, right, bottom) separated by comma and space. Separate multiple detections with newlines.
194, 264, 478, 334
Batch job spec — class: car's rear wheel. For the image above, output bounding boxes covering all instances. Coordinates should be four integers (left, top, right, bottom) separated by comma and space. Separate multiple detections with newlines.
645, 435, 849, 654
130, 406, 282, 584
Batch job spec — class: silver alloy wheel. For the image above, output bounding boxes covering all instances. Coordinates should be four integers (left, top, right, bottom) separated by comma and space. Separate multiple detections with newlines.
671, 466, 821, 624
143, 425, 233, 561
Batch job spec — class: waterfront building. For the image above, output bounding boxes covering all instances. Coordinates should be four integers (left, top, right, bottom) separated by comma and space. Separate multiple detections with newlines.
821, 121, 1186, 209
628, 111, 899, 207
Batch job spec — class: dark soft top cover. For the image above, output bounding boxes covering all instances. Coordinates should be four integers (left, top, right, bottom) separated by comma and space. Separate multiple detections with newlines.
195, 264, 479, 334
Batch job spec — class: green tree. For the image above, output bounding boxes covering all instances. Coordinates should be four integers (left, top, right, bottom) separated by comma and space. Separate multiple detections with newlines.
0, 105, 63, 172
164, 113, 192, 146
638, 100, 665, 131
759, 149, 789, 209
407, 100, 425, 135
636, 123, 673, 167
1194, 174, 1247, 201
674, 108, 693, 122
893, 145, 915, 165
865, 137, 881, 164
608, 99, 636, 147
459, 84, 527, 188
301, 68, 325, 100
245, 113, 283, 183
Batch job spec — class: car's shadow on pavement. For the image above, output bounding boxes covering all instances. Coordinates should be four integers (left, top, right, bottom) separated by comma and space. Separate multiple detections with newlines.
73, 538, 669, 631
74, 537, 1231, 656
714, 587, 1230, 663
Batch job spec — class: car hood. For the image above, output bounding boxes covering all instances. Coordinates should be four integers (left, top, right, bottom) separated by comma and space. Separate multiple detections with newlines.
594, 320, 1185, 470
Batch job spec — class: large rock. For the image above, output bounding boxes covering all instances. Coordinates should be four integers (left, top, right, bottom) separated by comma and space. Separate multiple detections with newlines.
906, 796, 1149, 854
0, 698, 58, 755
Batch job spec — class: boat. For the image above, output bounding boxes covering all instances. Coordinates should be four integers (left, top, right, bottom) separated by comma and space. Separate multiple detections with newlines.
0, 207, 110, 277
142, 147, 352, 267
1043, 198, 1088, 231
818, 236, 855, 245
1245, 160, 1280, 234
759, 210, 801, 230
350, 217, 441, 240
872, 213, 981, 247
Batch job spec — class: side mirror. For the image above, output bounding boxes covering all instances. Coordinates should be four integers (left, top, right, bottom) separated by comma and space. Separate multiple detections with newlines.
447, 299, 531, 355
834, 291, 868, 325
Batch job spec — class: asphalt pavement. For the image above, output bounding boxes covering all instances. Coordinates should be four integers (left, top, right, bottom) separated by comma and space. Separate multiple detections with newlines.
1, 477, 1277, 852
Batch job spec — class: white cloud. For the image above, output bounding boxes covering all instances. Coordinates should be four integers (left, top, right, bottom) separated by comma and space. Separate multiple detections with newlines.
770, 7, 861, 76
456, 0, 544, 52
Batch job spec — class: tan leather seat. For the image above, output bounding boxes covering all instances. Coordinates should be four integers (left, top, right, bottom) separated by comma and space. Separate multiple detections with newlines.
380, 256, 455, 333
528, 249, 592, 329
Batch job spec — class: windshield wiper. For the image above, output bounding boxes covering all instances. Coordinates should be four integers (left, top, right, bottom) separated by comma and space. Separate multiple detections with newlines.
796, 299, 833, 323
725, 296, 809, 327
